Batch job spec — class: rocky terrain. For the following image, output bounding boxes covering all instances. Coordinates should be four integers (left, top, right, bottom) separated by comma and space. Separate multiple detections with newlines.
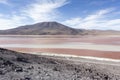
0, 22, 120, 35
0, 48, 120, 80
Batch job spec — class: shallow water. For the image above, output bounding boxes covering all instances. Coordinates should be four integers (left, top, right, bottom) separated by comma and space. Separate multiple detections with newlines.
0, 42, 120, 52
0, 35, 120, 59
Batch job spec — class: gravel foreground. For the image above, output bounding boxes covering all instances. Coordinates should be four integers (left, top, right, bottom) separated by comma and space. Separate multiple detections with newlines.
0, 48, 120, 80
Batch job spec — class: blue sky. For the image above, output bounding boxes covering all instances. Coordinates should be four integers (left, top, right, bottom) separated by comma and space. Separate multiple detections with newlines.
0, 0, 120, 30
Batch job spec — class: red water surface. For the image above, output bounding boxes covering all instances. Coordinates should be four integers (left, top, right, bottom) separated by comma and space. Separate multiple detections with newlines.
0, 36, 120, 45
0, 35, 120, 59
6, 48, 120, 60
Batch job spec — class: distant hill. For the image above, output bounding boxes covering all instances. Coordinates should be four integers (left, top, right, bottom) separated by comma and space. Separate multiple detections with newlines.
0, 22, 120, 35
0, 22, 82, 35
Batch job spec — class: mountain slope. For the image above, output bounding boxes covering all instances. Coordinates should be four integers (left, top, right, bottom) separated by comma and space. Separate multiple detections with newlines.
0, 21, 120, 35
0, 22, 81, 35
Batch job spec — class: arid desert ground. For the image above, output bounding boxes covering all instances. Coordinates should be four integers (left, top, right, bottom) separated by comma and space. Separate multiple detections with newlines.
0, 48, 120, 80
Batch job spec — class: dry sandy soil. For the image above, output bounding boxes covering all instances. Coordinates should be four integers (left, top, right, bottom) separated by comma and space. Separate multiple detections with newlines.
0, 48, 120, 80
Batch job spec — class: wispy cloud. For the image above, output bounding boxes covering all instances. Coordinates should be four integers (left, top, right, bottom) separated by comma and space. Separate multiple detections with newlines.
0, 0, 119, 30
64, 8, 120, 30
0, 14, 27, 30
0, 0, 68, 30
23, 0, 68, 23
0, 0, 9, 5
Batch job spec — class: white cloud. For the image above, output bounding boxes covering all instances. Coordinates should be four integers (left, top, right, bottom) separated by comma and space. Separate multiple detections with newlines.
84, 9, 113, 21
0, 14, 27, 30
64, 8, 120, 30
0, 0, 68, 30
0, 0, 8, 5
22, 0, 68, 23
0, 0, 119, 30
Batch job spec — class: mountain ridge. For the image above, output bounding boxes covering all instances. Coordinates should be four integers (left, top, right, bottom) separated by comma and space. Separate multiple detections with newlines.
0, 22, 120, 35
0, 22, 81, 35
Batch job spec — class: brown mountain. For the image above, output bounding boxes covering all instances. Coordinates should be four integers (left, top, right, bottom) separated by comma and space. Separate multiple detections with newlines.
0, 21, 119, 35
0, 22, 82, 35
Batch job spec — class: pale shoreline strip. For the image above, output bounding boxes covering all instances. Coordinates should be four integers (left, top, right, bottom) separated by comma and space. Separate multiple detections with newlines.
0, 43, 120, 52
30, 52, 120, 63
